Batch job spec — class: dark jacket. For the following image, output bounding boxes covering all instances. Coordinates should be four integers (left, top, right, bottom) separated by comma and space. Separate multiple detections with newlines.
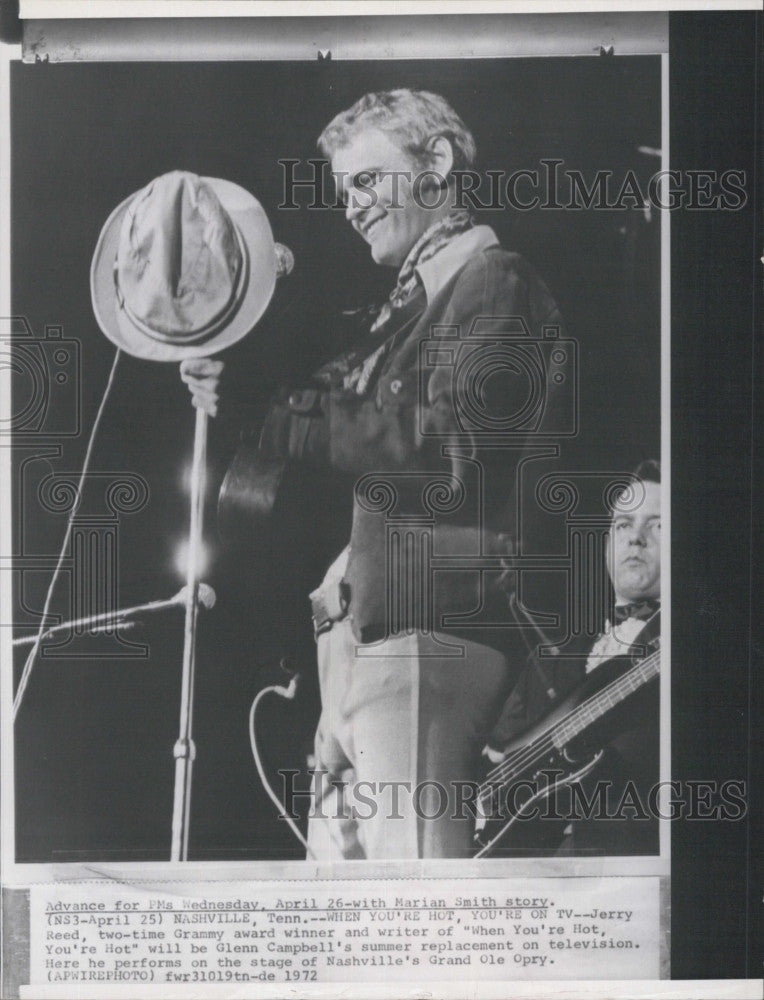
258, 245, 565, 650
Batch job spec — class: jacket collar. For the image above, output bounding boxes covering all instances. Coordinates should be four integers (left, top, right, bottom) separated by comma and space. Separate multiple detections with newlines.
415, 225, 499, 304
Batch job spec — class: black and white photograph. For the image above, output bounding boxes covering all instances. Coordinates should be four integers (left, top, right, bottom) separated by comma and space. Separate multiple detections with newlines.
9, 48, 666, 866
0, 4, 759, 998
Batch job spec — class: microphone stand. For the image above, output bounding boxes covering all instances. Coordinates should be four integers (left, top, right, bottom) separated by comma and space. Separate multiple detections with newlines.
11, 588, 212, 647
168, 245, 290, 861
14, 405, 213, 862
171, 404, 208, 862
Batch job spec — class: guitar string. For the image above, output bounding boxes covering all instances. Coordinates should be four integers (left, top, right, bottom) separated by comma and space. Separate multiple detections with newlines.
553, 649, 660, 744
482, 619, 660, 788
478, 646, 660, 804
487, 602, 661, 789
478, 647, 660, 802
478, 645, 660, 806
478, 655, 659, 813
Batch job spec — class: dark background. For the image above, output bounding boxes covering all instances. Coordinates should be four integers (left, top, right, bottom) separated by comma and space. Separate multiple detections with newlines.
7, 10, 759, 981
669, 12, 760, 982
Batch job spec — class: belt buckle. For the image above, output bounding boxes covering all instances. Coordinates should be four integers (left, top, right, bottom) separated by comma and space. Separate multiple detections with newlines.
310, 581, 350, 640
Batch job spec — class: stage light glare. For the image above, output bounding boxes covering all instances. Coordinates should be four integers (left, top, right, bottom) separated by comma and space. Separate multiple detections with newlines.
174, 539, 209, 579
180, 462, 192, 493
180, 460, 211, 497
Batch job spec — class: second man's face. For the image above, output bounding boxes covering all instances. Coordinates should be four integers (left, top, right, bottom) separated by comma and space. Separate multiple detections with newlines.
607, 479, 661, 604
332, 128, 443, 268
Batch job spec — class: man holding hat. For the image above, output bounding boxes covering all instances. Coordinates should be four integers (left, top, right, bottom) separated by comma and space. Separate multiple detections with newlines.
181, 89, 566, 859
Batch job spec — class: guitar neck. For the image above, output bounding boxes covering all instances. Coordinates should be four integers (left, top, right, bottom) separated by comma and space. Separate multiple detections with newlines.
551, 648, 660, 749
478, 644, 661, 812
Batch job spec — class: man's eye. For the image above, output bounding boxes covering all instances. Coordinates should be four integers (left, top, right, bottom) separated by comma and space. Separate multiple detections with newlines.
357, 171, 379, 188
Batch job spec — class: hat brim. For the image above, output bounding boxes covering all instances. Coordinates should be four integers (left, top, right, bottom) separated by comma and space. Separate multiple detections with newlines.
90, 177, 277, 362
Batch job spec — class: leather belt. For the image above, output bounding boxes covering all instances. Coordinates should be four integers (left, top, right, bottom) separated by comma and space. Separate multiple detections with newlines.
310, 580, 350, 639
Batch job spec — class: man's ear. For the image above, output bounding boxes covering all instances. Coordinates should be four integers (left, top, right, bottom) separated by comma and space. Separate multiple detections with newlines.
425, 135, 455, 183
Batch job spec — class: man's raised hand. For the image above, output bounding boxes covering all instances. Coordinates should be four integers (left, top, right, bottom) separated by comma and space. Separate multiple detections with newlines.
180, 358, 224, 417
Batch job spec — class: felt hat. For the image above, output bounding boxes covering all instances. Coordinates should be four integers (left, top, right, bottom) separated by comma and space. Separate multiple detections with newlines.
91, 170, 276, 361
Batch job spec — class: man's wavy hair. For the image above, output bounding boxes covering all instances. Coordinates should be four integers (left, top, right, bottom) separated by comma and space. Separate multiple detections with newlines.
609, 459, 661, 514
317, 89, 477, 175
633, 459, 660, 484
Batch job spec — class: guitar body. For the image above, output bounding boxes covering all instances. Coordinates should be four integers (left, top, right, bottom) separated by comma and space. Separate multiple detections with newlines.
474, 749, 604, 858
474, 636, 660, 856
217, 443, 291, 547
217, 436, 354, 580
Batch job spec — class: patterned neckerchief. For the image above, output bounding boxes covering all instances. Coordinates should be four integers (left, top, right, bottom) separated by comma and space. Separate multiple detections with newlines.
315, 209, 474, 395
370, 208, 474, 333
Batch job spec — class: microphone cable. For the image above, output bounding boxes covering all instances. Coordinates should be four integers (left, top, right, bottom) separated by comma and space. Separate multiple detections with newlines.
13, 348, 121, 720
247, 673, 316, 859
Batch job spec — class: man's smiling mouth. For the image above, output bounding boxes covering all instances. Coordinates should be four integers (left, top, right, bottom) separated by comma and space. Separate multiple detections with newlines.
362, 217, 384, 239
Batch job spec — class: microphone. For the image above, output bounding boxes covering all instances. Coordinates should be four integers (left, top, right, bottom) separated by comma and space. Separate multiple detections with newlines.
274, 242, 295, 278
12, 583, 217, 647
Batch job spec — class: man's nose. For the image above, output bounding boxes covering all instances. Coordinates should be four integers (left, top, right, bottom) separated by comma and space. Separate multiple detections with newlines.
628, 526, 647, 546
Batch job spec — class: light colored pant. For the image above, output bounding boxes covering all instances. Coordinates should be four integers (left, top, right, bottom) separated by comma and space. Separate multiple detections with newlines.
307, 619, 509, 860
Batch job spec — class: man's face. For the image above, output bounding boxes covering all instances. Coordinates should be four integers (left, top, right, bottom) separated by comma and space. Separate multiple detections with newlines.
606, 479, 661, 603
332, 128, 441, 268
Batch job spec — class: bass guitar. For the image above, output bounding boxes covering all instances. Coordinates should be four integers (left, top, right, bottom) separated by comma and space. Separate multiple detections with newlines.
474, 635, 660, 857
